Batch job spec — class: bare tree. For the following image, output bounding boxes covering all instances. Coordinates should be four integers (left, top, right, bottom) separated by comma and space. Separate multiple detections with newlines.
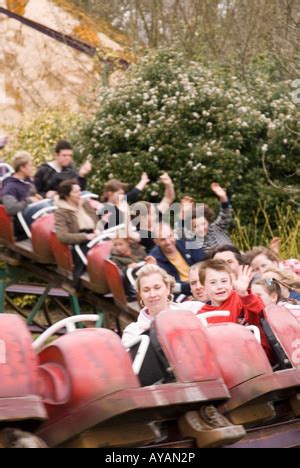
69, 0, 300, 76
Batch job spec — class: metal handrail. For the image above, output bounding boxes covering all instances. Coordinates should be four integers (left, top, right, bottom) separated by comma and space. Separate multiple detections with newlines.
125, 335, 151, 375
33, 315, 100, 352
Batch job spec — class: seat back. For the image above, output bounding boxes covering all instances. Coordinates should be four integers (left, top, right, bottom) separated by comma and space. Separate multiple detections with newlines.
264, 305, 300, 368
104, 259, 128, 309
87, 241, 113, 294
31, 214, 56, 264
155, 310, 222, 383
0, 314, 46, 421
49, 232, 73, 275
37, 329, 140, 446
287, 306, 300, 322
206, 323, 273, 389
0, 205, 14, 244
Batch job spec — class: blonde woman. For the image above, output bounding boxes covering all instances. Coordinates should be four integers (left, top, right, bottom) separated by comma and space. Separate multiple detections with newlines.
122, 264, 204, 346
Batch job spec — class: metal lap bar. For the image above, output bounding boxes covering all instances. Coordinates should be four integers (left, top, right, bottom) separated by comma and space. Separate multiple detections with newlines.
74, 224, 127, 265
32, 206, 57, 220
126, 335, 151, 375
246, 325, 261, 344
197, 311, 231, 327
33, 315, 100, 352
87, 224, 126, 249
17, 212, 32, 239
74, 245, 88, 267
126, 262, 146, 287
80, 193, 99, 200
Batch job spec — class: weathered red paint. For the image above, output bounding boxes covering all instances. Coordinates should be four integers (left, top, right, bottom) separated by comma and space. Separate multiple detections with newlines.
86, 241, 112, 294
0, 314, 47, 422
49, 232, 73, 274
31, 214, 55, 264
0, 205, 14, 244
264, 305, 300, 367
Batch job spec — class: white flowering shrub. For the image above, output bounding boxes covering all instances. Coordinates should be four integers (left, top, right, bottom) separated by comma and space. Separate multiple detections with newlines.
76, 50, 299, 223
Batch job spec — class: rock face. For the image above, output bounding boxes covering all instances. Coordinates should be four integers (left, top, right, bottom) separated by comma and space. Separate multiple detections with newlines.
0, 0, 131, 125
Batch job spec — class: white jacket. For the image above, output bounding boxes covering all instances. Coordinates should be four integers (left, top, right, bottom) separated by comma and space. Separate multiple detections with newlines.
122, 301, 203, 347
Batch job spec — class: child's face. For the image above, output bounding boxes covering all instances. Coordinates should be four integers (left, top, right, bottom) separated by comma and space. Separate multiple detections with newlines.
192, 216, 209, 237
252, 284, 277, 307
113, 238, 131, 257
204, 268, 233, 306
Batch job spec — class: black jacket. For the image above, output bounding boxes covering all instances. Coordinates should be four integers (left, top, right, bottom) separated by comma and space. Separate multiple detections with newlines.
34, 163, 87, 197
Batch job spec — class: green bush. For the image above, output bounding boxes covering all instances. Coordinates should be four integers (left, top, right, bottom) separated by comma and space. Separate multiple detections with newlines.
3, 110, 84, 167
75, 50, 299, 225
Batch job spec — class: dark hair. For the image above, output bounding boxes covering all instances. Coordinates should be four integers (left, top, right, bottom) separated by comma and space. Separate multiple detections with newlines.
57, 179, 79, 200
243, 247, 279, 266
102, 179, 128, 202
191, 204, 215, 223
55, 140, 73, 154
210, 245, 243, 264
199, 259, 232, 284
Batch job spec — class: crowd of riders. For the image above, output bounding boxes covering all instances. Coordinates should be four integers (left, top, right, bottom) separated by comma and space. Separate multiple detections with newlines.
0, 137, 299, 369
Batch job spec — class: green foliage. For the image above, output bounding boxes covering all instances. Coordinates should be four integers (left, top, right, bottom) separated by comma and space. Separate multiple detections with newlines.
3, 109, 84, 167
232, 204, 300, 259
75, 50, 300, 224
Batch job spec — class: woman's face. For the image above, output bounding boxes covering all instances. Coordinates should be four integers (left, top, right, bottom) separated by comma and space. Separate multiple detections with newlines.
251, 254, 278, 275
252, 284, 278, 307
192, 216, 209, 238
139, 273, 170, 317
68, 184, 81, 205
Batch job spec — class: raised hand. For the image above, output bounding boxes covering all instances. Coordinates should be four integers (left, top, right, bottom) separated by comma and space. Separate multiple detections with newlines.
269, 237, 281, 254
233, 265, 254, 297
79, 161, 92, 177
46, 190, 57, 199
145, 256, 157, 265
141, 172, 150, 184
159, 172, 173, 186
211, 183, 228, 202
136, 172, 150, 191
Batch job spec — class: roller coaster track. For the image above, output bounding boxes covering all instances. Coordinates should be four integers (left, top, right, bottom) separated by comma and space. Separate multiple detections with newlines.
0, 6, 130, 68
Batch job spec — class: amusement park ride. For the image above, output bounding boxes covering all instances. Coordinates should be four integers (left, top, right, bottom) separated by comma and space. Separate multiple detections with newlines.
0, 171, 299, 448
0, 5, 299, 446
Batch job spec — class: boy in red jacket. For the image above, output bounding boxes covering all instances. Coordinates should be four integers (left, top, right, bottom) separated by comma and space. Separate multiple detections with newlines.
197, 259, 273, 361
